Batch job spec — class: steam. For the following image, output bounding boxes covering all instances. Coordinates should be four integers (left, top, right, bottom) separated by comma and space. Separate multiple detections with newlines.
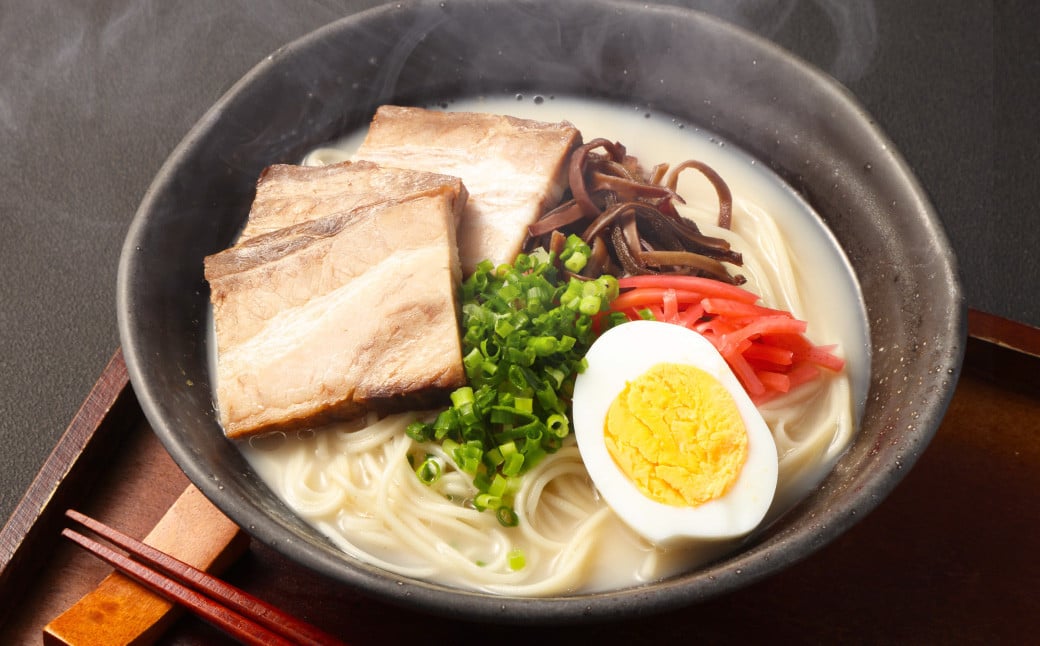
0, 0, 354, 136
811, 0, 879, 82
686, 0, 878, 83
0, 0, 878, 138
0, 3, 92, 133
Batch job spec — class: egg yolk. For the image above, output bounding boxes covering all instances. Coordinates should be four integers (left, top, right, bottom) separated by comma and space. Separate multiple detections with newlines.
604, 362, 749, 507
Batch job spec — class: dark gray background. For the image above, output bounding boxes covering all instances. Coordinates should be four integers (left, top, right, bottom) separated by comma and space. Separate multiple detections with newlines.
0, 1, 1022, 529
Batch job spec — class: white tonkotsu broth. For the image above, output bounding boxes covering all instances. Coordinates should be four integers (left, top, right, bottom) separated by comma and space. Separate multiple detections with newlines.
236, 95, 869, 595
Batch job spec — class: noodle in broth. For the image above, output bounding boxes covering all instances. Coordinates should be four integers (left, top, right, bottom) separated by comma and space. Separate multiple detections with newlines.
237, 96, 869, 595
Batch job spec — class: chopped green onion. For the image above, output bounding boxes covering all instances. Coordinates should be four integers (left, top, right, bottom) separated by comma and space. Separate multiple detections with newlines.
474, 493, 501, 511
450, 386, 475, 408
405, 421, 432, 443
524, 424, 544, 443
595, 274, 620, 301
408, 242, 612, 527
507, 363, 529, 389
501, 451, 525, 477
544, 366, 566, 389
473, 471, 492, 494
434, 408, 458, 434
513, 397, 533, 414
498, 283, 521, 302
498, 507, 520, 528
484, 446, 505, 468
442, 438, 460, 457
546, 413, 569, 438
535, 382, 560, 412
415, 456, 442, 485
493, 318, 515, 338
527, 336, 559, 356
522, 443, 546, 470
563, 250, 587, 273
488, 474, 509, 498
507, 548, 526, 570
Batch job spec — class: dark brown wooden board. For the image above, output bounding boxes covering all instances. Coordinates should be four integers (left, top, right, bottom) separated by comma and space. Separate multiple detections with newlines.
1, 311, 1038, 644
0, 349, 139, 625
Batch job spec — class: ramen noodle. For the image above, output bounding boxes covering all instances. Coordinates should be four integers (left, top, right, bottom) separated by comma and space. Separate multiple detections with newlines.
237, 96, 869, 595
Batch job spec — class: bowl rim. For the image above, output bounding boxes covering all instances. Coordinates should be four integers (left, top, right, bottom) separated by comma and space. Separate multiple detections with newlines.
117, 0, 965, 623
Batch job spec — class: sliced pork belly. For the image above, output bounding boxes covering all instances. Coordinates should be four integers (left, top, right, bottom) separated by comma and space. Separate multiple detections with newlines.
205, 187, 467, 439
354, 106, 581, 274
236, 160, 467, 243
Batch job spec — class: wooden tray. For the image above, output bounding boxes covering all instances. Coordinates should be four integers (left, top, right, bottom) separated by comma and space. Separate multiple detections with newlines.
2, 310, 1037, 644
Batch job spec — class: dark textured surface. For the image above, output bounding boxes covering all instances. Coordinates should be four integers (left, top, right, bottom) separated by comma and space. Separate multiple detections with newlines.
0, 0, 1010, 553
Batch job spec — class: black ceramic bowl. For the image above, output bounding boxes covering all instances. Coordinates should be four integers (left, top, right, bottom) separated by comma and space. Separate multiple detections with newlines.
118, 0, 964, 624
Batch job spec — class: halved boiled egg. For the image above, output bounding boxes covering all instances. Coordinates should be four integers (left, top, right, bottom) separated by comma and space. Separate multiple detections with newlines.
573, 320, 778, 546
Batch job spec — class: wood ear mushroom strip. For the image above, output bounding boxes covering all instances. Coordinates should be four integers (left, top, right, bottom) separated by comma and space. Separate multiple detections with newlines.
43, 485, 249, 646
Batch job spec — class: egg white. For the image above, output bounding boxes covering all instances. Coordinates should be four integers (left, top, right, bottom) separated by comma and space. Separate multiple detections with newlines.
573, 320, 779, 545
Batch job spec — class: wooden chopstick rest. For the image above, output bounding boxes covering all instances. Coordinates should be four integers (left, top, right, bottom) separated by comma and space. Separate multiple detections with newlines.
60, 511, 345, 645
43, 484, 249, 646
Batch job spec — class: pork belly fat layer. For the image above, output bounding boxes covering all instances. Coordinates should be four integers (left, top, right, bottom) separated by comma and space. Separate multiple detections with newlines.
205, 189, 466, 439
235, 160, 468, 244
354, 106, 581, 274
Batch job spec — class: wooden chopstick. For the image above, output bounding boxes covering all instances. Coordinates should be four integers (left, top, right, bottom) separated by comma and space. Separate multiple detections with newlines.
62, 509, 346, 646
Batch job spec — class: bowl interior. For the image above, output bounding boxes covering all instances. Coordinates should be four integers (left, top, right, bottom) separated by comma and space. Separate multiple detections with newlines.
117, 0, 964, 623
